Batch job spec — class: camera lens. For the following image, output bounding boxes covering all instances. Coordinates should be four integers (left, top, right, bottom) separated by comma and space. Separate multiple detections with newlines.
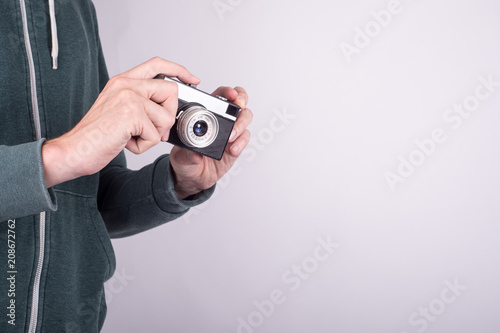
177, 104, 219, 148
193, 121, 208, 137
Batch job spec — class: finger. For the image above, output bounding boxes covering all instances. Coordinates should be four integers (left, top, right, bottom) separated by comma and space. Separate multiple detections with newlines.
140, 79, 179, 108
229, 108, 253, 142
228, 129, 251, 157
107, 77, 179, 108
212, 86, 247, 109
234, 86, 248, 107
144, 100, 176, 141
119, 79, 179, 141
120, 57, 200, 84
212, 86, 239, 102
125, 113, 162, 154
136, 81, 179, 130
170, 146, 204, 166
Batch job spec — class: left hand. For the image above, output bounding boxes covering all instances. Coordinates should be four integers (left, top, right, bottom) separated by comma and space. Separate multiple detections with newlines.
169, 86, 253, 199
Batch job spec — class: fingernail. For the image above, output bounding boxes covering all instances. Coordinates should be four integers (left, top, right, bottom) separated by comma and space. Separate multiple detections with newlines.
229, 130, 236, 141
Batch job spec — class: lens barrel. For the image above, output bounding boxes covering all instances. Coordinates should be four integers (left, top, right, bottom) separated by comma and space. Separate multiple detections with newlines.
177, 104, 219, 148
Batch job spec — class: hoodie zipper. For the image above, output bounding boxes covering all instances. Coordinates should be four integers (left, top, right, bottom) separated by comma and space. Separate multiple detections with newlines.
19, 0, 46, 332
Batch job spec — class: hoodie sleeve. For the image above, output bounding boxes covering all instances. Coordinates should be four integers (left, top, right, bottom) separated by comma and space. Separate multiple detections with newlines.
0, 139, 57, 221
97, 151, 215, 238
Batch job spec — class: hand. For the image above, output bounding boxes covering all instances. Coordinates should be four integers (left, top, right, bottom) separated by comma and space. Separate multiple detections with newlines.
169, 86, 253, 200
42, 57, 199, 188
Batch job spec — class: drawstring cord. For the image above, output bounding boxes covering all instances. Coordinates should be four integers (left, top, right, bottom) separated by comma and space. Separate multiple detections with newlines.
48, 0, 58, 70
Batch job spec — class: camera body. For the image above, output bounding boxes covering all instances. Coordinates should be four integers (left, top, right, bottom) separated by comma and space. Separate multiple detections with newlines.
156, 74, 240, 160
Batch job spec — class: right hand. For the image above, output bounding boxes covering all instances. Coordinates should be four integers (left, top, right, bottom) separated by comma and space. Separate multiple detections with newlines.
42, 57, 200, 188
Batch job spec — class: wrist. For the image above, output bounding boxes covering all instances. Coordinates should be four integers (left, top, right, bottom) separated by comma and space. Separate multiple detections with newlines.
172, 169, 212, 200
42, 136, 87, 188
174, 179, 204, 200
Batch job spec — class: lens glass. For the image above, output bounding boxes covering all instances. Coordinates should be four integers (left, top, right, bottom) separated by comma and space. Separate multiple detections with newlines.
193, 121, 208, 137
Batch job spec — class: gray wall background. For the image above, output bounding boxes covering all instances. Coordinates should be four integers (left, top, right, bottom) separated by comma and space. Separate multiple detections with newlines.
92, 0, 500, 332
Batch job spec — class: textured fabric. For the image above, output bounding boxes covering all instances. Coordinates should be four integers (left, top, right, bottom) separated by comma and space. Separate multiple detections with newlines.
0, 139, 57, 220
99, 153, 214, 238
0, 0, 214, 332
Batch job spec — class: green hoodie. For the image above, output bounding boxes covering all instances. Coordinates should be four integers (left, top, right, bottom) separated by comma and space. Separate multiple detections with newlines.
0, 0, 214, 332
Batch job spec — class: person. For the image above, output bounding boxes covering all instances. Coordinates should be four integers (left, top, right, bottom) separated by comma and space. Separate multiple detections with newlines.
0, 0, 252, 332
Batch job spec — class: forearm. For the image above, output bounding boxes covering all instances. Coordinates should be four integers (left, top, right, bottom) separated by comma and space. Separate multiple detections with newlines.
98, 153, 215, 238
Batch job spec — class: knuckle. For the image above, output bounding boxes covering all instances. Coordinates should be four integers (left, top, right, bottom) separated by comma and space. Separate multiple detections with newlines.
117, 89, 136, 103
163, 100, 177, 115
109, 76, 129, 88
165, 116, 176, 128
121, 105, 134, 118
161, 81, 178, 96
159, 113, 174, 131
152, 133, 161, 145
242, 129, 251, 140
148, 57, 165, 76
150, 56, 163, 64
122, 103, 143, 122
107, 76, 119, 88
167, 81, 179, 94
236, 86, 247, 94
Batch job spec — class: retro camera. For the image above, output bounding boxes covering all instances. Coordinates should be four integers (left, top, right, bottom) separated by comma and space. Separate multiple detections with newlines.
155, 74, 240, 160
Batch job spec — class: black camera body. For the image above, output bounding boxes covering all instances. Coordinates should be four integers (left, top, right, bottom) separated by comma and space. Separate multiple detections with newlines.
155, 74, 240, 160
